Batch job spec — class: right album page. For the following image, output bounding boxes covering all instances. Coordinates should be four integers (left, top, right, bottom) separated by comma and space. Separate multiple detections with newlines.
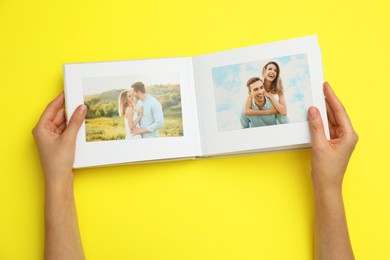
192, 35, 329, 157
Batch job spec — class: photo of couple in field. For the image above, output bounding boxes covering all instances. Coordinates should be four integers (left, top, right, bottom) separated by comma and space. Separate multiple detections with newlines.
82, 74, 183, 142
212, 53, 313, 132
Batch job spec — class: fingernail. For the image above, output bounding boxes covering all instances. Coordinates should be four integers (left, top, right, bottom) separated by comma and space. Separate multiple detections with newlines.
78, 105, 87, 115
324, 81, 332, 92
309, 107, 318, 119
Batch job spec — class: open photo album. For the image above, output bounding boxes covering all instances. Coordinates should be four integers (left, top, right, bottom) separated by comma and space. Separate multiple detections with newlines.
64, 35, 329, 168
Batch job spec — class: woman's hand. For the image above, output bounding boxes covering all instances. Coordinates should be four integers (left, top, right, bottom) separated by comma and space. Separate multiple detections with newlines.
32, 92, 87, 260
308, 82, 358, 191
264, 91, 273, 100
32, 92, 87, 186
308, 82, 357, 260
138, 106, 144, 117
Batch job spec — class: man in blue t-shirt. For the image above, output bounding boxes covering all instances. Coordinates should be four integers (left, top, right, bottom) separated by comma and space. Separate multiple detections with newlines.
130, 81, 164, 138
240, 77, 277, 128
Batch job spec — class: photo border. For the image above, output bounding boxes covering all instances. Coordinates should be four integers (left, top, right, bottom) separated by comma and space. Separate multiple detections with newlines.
64, 58, 201, 168
192, 35, 328, 156
212, 53, 312, 132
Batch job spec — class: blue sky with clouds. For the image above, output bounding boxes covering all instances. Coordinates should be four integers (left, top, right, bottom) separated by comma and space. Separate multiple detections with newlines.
212, 54, 312, 132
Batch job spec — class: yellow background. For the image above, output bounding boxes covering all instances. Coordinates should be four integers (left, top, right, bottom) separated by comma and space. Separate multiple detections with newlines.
1, 0, 389, 259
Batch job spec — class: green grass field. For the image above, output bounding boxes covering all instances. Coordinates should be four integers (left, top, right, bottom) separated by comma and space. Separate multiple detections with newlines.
85, 115, 183, 142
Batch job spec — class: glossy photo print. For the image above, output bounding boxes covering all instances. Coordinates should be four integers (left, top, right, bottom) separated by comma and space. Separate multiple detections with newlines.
212, 54, 312, 132
82, 74, 183, 142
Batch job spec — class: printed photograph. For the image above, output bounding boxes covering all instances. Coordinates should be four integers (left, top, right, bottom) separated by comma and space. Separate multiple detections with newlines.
83, 74, 183, 142
212, 54, 312, 132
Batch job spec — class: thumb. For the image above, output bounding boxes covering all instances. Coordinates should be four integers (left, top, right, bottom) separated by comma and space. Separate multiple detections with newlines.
308, 106, 327, 148
64, 105, 87, 141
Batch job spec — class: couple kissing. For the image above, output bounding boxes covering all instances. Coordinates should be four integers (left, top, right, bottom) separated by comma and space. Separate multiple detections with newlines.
118, 82, 164, 140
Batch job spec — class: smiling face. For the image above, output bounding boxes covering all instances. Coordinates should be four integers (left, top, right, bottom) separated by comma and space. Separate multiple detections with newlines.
263, 63, 278, 82
249, 80, 265, 103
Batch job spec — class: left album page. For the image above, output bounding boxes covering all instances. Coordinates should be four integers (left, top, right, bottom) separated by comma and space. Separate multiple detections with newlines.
63, 58, 202, 168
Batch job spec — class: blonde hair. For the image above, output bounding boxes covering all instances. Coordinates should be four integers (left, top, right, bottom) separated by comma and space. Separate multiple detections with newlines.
262, 61, 284, 95
118, 90, 133, 116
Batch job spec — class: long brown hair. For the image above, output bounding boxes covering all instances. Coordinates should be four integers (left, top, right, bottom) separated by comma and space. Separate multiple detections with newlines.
262, 61, 284, 95
118, 90, 131, 116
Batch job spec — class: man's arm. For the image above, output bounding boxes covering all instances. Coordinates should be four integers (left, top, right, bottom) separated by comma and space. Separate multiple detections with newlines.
132, 100, 164, 135
308, 82, 357, 260
240, 110, 250, 128
147, 100, 164, 132
32, 93, 86, 260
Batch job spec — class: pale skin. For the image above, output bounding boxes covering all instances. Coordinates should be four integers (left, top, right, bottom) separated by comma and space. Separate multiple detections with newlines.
32, 92, 86, 260
125, 91, 143, 132
245, 63, 287, 116
33, 82, 356, 259
308, 82, 357, 260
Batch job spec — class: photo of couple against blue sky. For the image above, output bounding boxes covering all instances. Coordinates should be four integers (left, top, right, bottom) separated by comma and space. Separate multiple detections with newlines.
82, 73, 183, 142
212, 54, 312, 132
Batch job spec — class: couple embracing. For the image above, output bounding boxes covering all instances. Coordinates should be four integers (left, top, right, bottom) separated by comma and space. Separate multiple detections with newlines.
241, 61, 288, 128
118, 82, 164, 140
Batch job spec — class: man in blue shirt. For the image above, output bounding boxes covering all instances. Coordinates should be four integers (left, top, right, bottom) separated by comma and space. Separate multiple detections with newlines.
130, 82, 164, 138
240, 77, 278, 128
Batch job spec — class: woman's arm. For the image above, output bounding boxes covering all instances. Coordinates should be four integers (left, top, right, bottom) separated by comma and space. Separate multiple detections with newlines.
125, 107, 136, 130
32, 93, 86, 260
265, 92, 287, 116
133, 106, 143, 127
244, 95, 278, 116
308, 82, 357, 260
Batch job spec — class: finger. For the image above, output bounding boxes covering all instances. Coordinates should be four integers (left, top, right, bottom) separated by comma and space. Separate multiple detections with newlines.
63, 105, 87, 141
325, 100, 337, 139
53, 107, 66, 127
56, 121, 67, 134
40, 92, 65, 122
323, 82, 353, 130
308, 106, 327, 148
325, 98, 336, 126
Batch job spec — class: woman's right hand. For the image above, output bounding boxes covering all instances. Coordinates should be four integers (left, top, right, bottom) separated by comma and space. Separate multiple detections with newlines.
32, 92, 87, 187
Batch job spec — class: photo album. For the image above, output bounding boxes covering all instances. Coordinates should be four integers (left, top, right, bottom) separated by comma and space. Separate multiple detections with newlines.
64, 35, 329, 168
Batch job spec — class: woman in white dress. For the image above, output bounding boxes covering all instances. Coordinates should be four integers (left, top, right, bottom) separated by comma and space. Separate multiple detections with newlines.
244, 61, 288, 124
118, 90, 143, 140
